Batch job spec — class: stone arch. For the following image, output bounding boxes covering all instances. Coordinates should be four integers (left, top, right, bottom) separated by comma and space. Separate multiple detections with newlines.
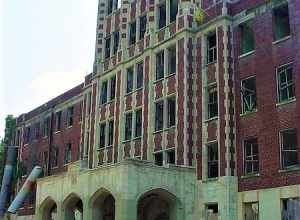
62, 193, 83, 220
89, 188, 116, 220
137, 188, 182, 220
39, 196, 58, 220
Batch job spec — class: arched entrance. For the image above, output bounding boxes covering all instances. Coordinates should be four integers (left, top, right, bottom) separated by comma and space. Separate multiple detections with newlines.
90, 188, 115, 220
137, 189, 179, 220
63, 193, 83, 220
40, 197, 58, 220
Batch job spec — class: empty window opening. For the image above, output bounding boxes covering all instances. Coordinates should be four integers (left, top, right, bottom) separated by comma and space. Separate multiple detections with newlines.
273, 4, 290, 41
135, 109, 142, 138
139, 15, 147, 40
127, 67, 134, 94
208, 87, 218, 119
241, 77, 257, 114
277, 64, 294, 103
167, 97, 176, 127
154, 152, 163, 166
170, 0, 178, 23
158, 3, 166, 29
43, 117, 50, 137
55, 111, 62, 131
207, 33, 217, 64
166, 150, 175, 164
110, 76, 116, 101
101, 81, 108, 104
281, 129, 298, 168
136, 62, 144, 89
129, 21, 136, 46
99, 123, 106, 148
207, 143, 218, 178
64, 143, 72, 164
155, 101, 164, 131
167, 45, 176, 75
282, 198, 300, 220
244, 202, 259, 220
206, 204, 218, 220
240, 21, 255, 55
125, 113, 133, 141
113, 31, 119, 55
67, 107, 74, 127
244, 138, 259, 175
107, 0, 113, 14
108, 120, 114, 146
105, 37, 111, 59
156, 51, 164, 80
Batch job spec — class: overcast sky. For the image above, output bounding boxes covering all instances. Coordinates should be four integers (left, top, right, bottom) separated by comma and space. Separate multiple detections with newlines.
0, 0, 98, 139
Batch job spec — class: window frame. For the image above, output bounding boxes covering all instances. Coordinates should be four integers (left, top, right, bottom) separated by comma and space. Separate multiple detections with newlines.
273, 3, 291, 42
207, 86, 218, 119
156, 50, 165, 80
129, 21, 137, 46
155, 100, 164, 132
66, 106, 74, 127
207, 143, 219, 178
104, 36, 111, 59
241, 76, 257, 114
134, 109, 143, 138
239, 21, 255, 56
207, 32, 217, 64
99, 122, 106, 149
124, 112, 133, 141
100, 80, 108, 105
64, 143, 72, 165
280, 128, 298, 169
243, 138, 259, 175
276, 63, 295, 104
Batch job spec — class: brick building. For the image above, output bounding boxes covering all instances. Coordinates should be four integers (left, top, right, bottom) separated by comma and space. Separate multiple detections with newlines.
11, 0, 300, 219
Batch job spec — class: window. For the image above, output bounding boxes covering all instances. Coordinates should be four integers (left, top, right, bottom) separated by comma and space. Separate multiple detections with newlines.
207, 33, 217, 63
64, 143, 72, 164
101, 81, 108, 104
244, 138, 259, 175
114, 0, 121, 10
25, 127, 31, 143
155, 101, 164, 131
170, 0, 178, 23
277, 64, 295, 103
139, 15, 147, 40
207, 143, 218, 178
154, 152, 163, 166
87, 92, 92, 114
108, 120, 114, 146
34, 123, 40, 139
166, 150, 175, 164
52, 148, 59, 168
55, 111, 62, 131
240, 21, 255, 55
105, 37, 111, 59
67, 107, 74, 127
156, 51, 164, 80
281, 129, 298, 168
113, 31, 119, 55
135, 109, 142, 138
129, 21, 136, 46
99, 123, 106, 148
282, 198, 300, 220
125, 113, 132, 141
110, 76, 116, 101
273, 4, 290, 41
244, 202, 259, 220
126, 67, 134, 94
167, 46, 176, 75
167, 97, 176, 127
136, 62, 144, 89
158, 3, 166, 29
241, 77, 257, 114
107, 0, 113, 14
206, 204, 218, 220
43, 117, 50, 137
208, 87, 218, 119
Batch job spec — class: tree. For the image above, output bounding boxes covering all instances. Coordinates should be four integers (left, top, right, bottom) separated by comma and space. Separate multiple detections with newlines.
3, 115, 16, 146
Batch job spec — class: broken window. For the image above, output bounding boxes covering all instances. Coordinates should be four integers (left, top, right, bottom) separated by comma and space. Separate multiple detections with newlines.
277, 64, 294, 103
273, 4, 290, 41
101, 81, 108, 104
126, 67, 134, 93
55, 111, 62, 131
167, 97, 176, 127
125, 113, 132, 141
167, 150, 175, 164
244, 138, 259, 175
108, 120, 114, 146
207, 33, 217, 64
52, 147, 59, 168
99, 123, 106, 148
281, 129, 298, 168
282, 198, 300, 220
110, 76, 116, 101
105, 36, 111, 59
154, 152, 163, 166
64, 143, 72, 164
167, 45, 176, 75
136, 62, 144, 89
207, 143, 218, 178
43, 117, 50, 137
113, 31, 119, 55
241, 77, 257, 114
206, 204, 218, 220
170, 0, 178, 23
67, 107, 74, 127
107, 0, 113, 15
129, 21, 136, 46
244, 202, 259, 220
156, 51, 164, 80
208, 87, 218, 119
155, 101, 164, 131
139, 15, 147, 40
240, 21, 255, 55
158, 3, 166, 29
135, 109, 142, 138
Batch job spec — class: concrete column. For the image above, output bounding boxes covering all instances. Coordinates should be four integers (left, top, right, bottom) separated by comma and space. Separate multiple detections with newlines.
115, 197, 137, 220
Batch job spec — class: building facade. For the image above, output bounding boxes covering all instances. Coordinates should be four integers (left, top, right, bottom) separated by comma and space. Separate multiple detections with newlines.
11, 0, 300, 219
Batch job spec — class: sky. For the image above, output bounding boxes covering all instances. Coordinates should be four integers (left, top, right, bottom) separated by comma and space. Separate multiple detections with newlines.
0, 0, 99, 139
